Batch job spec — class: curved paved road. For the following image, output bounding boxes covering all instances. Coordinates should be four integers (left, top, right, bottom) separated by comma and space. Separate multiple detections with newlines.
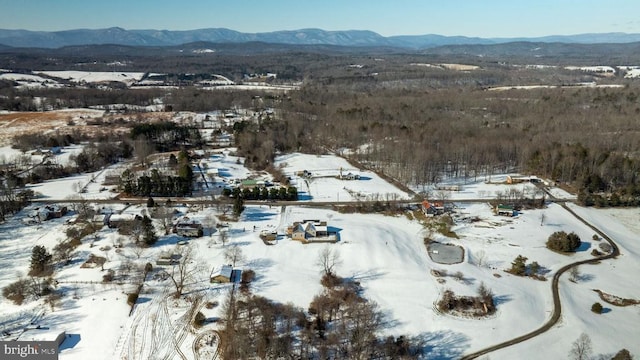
460, 203, 620, 359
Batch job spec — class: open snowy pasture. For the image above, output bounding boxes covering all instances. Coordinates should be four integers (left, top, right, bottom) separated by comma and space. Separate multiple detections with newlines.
25, 168, 112, 201
275, 152, 412, 202
0, 72, 62, 89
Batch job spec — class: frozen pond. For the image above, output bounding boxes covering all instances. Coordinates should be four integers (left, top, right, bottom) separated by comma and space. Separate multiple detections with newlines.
427, 242, 464, 264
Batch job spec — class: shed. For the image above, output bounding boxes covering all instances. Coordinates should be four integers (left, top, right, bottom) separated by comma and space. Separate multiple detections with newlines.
496, 204, 515, 217
210, 265, 233, 283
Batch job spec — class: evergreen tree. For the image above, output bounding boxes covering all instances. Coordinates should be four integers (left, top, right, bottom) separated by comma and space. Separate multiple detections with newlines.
141, 216, 158, 246
30, 245, 52, 276
510, 255, 527, 276
119, 169, 136, 194
612, 349, 633, 360
233, 196, 245, 217
529, 261, 540, 276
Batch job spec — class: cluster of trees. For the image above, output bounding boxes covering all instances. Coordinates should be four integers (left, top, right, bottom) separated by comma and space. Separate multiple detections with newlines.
232, 119, 293, 170
546, 231, 582, 252
120, 150, 194, 197
2, 245, 54, 305
72, 141, 133, 173
12, 132, 77, 152
119, 167, 194, 197
437, 282, 496, 316
220, 247, 423, 359
0, 178, 33, 222
568, 333, 634, 360
116, 216, 158, 247
509, 255, 542, 278
0, 86, 165, 111
2, 276, 52, 305
7, 131, 134, 184
130, 122, 203, 152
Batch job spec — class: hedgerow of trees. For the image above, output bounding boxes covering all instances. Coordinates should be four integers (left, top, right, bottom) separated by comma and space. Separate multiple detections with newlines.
222, 186, 298, 201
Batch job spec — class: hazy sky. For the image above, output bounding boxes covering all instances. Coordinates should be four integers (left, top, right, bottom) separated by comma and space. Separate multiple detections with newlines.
2, 0, 640, 37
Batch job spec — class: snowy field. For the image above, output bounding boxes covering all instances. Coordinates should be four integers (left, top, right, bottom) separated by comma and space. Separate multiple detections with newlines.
35, 71, 146, 85
276, 152, 412, 202
0, 72, 62, 89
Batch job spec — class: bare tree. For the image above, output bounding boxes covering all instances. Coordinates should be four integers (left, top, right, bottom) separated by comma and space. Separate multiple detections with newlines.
569, 266, 580, 282
153, 206, 174, 235
66, 194, 94, 220
224, 245, 245, 267
474, 249, 487, 267
133, 138, 155, 167
316, 246, 342, 277
203, 213, 217, 238
130, 244, 145, 259
53, 239, 75, 265
341, 300, 382, 359
164, 246, 201, 297
219, 229, 229, 246
129, 221, 145, 245
569, 333, 593, 360
434, 190, 450, 205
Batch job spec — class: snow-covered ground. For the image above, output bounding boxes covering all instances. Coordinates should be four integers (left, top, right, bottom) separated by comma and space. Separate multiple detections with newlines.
1, 150, 638, 359
35, 71, 146, 86
0, 72, 62, 89
275, 152, 412, 202
623, 68, 640, 78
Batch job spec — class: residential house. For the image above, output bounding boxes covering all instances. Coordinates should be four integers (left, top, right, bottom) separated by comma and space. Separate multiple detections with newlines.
289, 220, 337, 243
210, 265, 233, 283
421, 201, 445, 217
31, 205, 68, 222
340, 171, 360, 180
107, 213, 140, 228
173, 217, 204, 237
91, 213, 111, 227
156, 251, 180, 266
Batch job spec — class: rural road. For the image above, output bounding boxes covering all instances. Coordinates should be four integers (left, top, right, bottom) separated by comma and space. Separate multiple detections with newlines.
460, 203, 620, 359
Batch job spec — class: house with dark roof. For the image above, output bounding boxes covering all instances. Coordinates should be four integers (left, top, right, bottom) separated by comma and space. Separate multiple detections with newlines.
173, 218, 203, 237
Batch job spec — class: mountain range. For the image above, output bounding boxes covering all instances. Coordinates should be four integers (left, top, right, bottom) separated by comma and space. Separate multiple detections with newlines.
2, 27, 640, 49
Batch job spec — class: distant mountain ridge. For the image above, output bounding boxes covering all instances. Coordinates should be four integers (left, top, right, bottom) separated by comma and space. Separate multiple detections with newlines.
2, 27, 640, 49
